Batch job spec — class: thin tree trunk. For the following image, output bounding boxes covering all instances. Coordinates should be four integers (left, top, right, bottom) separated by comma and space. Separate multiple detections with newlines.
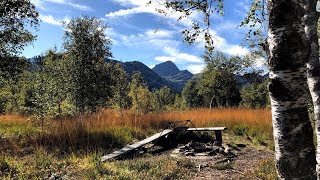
209, 96, 214, 111
304, 0, 320, 178
267, 0, 316, 178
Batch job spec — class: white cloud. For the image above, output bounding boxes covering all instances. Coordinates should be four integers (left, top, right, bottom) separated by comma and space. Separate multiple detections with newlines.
145, 29, 173, 39
106, 6, 153, 18
106, 0, 197, 27
254, 57, 267, 68
235, 0, 251, 17
220, 44, 249, 56
31, 0, 92, 11
40, 15, 70, 26
31, 0, 45, 9
40, 15, 61, 26
155, 46, 201, 63
110, 0, 144, 7
109, 28, 178, 48
107, 0, 249, 57
109, 27, 201, 64
187, 64, 205, 74
45, 0, 65, 3
193, 29, 249, 56
215, 21, 239, 33
155, 56, 176, 62
67, 3, 92, 11
104, 28, 120, 45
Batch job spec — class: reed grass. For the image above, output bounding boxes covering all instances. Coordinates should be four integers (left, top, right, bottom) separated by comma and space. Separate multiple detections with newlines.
0, 108, 273, 179
0, 108, 273, 152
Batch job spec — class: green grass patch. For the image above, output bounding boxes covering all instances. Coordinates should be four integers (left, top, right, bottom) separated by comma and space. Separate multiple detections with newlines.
250, 158, 277, 180
233, 124, 249, 136
212, 161, 233, 170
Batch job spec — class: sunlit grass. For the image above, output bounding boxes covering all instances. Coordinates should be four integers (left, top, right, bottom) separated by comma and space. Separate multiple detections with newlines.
46, 108, 273, 149
0, 108, 273, 179
0, 108, 273, 150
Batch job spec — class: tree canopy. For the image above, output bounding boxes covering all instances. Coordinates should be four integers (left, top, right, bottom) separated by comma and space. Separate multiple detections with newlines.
63, 16, 113, 113
0, 0, 39, 57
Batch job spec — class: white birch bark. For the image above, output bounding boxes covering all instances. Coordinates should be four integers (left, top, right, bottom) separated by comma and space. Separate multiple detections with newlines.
267, 0, 316, 178
304, 0, 320, 178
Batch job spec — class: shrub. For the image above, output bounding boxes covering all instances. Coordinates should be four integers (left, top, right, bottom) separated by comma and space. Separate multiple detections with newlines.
233, 124, 249, 136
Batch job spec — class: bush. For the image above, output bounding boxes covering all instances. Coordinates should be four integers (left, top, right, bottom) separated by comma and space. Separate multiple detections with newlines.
233, 124, 249, 136
240, 80, 269, 109
212, 161, 233, 170
0, 157, 11, 173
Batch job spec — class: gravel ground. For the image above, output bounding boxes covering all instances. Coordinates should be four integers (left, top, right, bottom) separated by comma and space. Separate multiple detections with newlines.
187, 146, 274, 180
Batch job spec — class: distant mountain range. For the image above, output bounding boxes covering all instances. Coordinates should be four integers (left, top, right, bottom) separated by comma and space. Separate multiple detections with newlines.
29, 56, 268, 93
107, 59, 269, 92
122, 61, 180, 91
152, 61, 194, 91
105, 59, 182, 92
105, 59, 194, 92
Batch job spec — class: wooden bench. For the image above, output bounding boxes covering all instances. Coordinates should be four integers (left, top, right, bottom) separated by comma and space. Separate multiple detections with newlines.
101, 126, 228, 161
186, 127, 228, 144
101, 129, 173, 161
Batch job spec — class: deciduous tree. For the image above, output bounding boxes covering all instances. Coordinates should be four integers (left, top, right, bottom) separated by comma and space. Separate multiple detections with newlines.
0, 0, 39, 56
63, 16, 113, 113
108, 62, 131, 110
153, 86, 175, 111
199, 52, 240, 108
129, 72, 154, 114
181, 80, 203, 108
158, 0, 319, 178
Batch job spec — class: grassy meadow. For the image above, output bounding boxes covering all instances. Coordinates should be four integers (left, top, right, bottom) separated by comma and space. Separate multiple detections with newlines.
0, 108, 275, 179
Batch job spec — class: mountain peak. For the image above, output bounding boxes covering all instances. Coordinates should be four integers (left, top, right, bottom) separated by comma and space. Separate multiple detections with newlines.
152, 61, 194, 92
152, 61, 180, 76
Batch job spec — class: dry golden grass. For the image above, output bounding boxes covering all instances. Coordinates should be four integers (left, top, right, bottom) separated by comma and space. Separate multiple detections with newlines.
0, 108, 274, 179
0, 108, 272, 129
51, 108, 272, 146
79, 108, 272, 129
0, 114, 28, 123
88, 108, 272, 136
0, 108, 273, 152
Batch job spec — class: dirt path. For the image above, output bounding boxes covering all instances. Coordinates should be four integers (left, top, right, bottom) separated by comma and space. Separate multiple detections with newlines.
188, 146, 274, 179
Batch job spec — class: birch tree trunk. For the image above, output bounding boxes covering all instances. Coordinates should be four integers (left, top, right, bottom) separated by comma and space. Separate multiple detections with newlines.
267, 0, 316, 178
304, 1, 320, 178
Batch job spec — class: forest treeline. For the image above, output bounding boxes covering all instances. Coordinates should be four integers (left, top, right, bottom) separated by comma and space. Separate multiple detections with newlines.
0, 15, 269, 120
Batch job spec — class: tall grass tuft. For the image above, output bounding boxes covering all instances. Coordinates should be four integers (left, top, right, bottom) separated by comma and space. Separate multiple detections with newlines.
0, 108, 272, 152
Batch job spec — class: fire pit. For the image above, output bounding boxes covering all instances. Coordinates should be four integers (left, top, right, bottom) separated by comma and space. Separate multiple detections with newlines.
101, 120, 231, 162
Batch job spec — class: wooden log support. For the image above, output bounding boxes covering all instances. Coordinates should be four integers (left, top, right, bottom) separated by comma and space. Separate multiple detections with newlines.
186, 127, 227, 144
215, 130, 222, 144
101, 129, 173, 161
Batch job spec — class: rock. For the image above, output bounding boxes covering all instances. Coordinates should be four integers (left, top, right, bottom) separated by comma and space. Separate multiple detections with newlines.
225, 151, 236, 158
185, 152, 195, 156
194, 153, 209, 156
236, 143, 246, 148
49, 173, 60, 180
177, 145, 186, 149
218, 147, 225, 154
208, 150, 217, 156
190, 142, 207, 152
210, 145, 221, 153
172, 149, 180, 154
213, 141, 221, 146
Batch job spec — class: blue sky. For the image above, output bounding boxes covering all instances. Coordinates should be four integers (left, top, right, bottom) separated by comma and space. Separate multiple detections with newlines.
24, 0, 264, 74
